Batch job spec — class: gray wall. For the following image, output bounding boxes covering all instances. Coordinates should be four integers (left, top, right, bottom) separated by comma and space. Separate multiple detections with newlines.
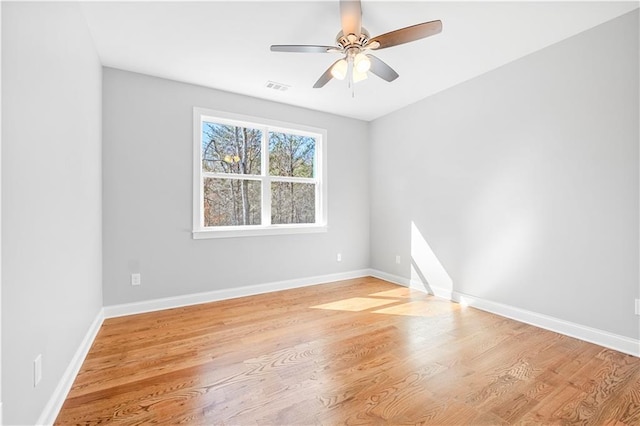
370, 10, 639, 339
102, 68, 370, 306
2, 2, 103, 424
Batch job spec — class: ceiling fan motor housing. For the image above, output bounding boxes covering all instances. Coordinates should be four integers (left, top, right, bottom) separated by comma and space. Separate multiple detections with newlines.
336, 28, 370, 50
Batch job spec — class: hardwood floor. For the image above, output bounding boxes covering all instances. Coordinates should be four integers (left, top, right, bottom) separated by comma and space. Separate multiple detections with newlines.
56, 277, 640, 425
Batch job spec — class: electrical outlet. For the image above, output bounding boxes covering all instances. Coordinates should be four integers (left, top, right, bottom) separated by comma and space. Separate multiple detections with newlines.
336, 253, 342, 262
635, 299, 640, 316
34, 354, 42, 387
395, 255, 401, 264
131, 273, 141, 286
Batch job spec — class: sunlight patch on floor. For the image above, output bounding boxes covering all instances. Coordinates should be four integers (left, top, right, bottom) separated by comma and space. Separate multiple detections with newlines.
311, 297, 397, 312
368, 288, 413, 299
311, 288, 461, 317
372, 300, 448, 317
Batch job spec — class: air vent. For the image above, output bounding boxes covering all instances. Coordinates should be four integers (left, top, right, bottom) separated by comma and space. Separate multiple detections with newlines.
265, 80, 290, 92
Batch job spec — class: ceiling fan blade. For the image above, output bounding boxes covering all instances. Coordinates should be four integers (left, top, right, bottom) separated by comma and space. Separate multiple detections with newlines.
270, 45, 337, 53
340, 0, 362, 36
368, 20, 442, 50
368, 55, 399, 82
313, 60, 341, 88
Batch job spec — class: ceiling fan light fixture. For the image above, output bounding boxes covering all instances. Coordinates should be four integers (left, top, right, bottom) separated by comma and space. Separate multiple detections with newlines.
331, 58, 348, 80
354, 52, 371, 73
353, 68, 368, 83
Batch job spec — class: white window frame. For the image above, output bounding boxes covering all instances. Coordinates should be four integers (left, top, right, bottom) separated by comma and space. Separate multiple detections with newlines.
193, 107, 328, 239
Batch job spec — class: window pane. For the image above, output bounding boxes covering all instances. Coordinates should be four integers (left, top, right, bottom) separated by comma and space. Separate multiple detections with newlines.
202, 122, 262, 175
271, 182, 315, 224
269, 132, 315, 178
204, 178, 261, 226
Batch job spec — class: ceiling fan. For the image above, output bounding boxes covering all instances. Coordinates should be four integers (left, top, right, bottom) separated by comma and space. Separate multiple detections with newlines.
270, 0, 442, 89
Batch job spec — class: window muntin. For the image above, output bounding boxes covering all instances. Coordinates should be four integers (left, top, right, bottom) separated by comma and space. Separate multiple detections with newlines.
193, 108, 327, 238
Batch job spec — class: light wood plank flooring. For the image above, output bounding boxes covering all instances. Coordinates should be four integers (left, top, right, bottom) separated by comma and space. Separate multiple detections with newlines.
56, 277, 640, 425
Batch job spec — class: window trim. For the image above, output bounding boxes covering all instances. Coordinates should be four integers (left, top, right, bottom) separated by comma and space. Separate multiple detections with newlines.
192, 107, 328, 239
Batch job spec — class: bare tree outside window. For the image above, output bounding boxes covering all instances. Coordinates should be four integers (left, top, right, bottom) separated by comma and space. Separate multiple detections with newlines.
195, 110, 325, 236
203, 178, 262, 226
271, 182, 315, 224
202, 123, 261, 226
269, 132, 316, 224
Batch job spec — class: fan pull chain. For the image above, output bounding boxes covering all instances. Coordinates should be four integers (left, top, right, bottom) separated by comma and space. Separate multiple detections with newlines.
348, 57, 355, 98
350, 76, 356, 98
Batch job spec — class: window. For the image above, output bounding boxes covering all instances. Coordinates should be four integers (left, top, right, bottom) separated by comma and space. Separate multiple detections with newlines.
193, 108, 327, 238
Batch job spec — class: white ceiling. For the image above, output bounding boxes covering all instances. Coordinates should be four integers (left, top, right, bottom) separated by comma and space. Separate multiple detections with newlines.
80, 1, 638, 121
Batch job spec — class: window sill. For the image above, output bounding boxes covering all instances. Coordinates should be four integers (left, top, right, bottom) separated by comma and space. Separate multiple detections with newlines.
192, 224, 328, 239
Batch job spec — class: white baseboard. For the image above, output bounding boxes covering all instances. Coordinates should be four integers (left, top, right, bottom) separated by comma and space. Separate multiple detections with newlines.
368, 269, 412, 287
367, 269, 453, 299
450, 291, 640, 357
369, 269, 640, 357
104, 269, 371, 318
36, 309, 105, 426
